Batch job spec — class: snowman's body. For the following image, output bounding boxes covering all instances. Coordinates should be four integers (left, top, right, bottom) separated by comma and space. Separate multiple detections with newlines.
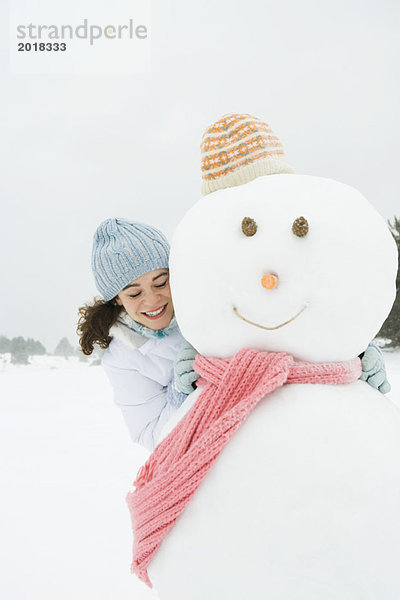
147, 174, 399, 599
151, 382, 400, 599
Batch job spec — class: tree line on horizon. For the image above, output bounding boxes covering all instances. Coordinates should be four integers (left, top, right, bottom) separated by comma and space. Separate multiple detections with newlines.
378, 217, 400, 347
0, 335, 90, 365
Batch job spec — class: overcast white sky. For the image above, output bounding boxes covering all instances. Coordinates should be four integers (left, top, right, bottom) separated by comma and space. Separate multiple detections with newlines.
1, 0, 399, 352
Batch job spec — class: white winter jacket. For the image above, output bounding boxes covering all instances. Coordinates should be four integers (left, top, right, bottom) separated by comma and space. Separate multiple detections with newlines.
102, 317, 186, 451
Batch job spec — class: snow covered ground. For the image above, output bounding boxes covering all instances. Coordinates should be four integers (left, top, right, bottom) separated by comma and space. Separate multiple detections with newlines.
1, 352, 399, 599
0, 357, 155, 600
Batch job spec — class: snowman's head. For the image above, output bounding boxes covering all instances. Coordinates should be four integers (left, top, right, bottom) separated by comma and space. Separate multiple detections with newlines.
170, 175, 397, 362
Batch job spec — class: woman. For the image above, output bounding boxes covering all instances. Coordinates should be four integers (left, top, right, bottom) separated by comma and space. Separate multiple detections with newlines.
77, 218, 197, 451
78, 217, 390, 452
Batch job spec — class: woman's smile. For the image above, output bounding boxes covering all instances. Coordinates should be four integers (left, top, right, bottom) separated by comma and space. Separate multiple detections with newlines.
142, 304, 168, 319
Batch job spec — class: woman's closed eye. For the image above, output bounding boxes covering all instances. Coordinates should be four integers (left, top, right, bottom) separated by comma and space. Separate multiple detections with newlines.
128, 280, 168, 298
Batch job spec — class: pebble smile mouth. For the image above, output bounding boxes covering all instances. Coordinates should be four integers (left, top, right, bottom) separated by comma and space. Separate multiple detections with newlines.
232, 304, 308, 330
142, 304, 168, 319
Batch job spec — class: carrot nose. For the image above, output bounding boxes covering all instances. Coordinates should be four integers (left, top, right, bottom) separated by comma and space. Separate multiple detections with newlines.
261, 273, 278, 289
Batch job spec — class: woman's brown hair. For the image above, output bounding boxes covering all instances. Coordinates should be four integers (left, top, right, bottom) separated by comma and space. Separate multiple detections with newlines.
77, 298, 122, 355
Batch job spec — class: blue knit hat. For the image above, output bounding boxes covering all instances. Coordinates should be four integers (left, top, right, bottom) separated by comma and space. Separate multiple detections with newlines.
91, 218, 170, 301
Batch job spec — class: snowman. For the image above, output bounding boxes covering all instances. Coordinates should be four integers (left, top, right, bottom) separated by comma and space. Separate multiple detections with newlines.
129, 114, 399, 600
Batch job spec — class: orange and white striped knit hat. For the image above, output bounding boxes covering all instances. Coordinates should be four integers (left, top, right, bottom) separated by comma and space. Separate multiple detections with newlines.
201, 113, 295, 195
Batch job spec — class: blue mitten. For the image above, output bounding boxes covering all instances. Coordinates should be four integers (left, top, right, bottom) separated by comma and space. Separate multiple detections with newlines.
173, 341, 200, 394
166, 378, 187, 409
360, 343, 391, 394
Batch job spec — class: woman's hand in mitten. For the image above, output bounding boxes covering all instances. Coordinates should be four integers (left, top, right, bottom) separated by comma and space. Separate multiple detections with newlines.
360, 343, 391, 394
174, 341, 200, 394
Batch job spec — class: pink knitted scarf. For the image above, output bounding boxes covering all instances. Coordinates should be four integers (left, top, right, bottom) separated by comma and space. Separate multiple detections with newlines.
127, 348, 361, 588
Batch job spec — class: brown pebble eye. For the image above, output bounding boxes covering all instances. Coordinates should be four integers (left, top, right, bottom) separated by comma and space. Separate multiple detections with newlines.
292, 216, 309, 237
241, 217, 257, 237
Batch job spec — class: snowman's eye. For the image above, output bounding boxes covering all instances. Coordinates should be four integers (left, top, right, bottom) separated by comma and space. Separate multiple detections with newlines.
292, 216, 309, 237
241, 217, 257, 237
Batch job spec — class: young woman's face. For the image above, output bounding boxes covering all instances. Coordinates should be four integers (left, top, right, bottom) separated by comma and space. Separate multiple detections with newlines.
116, 269, 174, 330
